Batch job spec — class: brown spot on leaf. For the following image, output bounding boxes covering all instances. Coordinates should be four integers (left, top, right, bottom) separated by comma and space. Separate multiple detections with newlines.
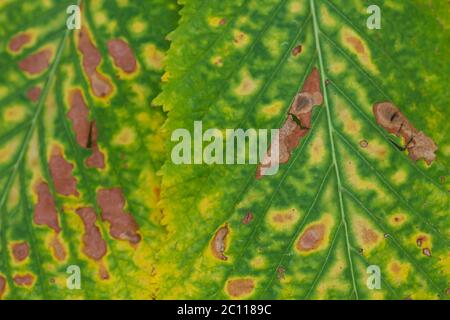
50, 235, 66, 261
49, 147, 79, 197
97, 188, 141, 244
226, 278, 255, 298
346, 36, 365, 54
19, 49, 52, 75
9, 33, 31, 52
242, 212, 253, 225
359, 140, 368, 148
27, 86, 41, 102
77, 27, 113, 97
390, 262, 401, 274
33, 182, 61, 233
361, 226, 380, 245
11, 242, 29, 262
234, 32, 247, 46
99, 263, 110, 280
211, 224, 229, 261
153, 187, 161, 203
0, 276, 6, 299
219, 18, 228, 25
296, 224, 325, 252
373, 102, 437, 165
76, 207, 107, 261
68, 90, 105, 168
107, 39, 137, 74
257, 68, 323, 178
13, 274, 34, 287
213, 56, 223, 67
277, 266, 285, 280
272, 210, 297, 224
68, 89, 90, 148
85, 121, 105, 169
416, 235, 427, 247
408, 132, 438, 165
292, 45, 302, 56
422, 248, 431, 257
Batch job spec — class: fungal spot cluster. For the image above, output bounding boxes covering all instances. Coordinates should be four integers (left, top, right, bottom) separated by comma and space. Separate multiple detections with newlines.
0, 3, 149, 293
257, 68, 323, 178
373, 102, 437, 165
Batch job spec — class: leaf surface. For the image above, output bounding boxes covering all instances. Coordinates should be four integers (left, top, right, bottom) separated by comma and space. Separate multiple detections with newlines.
155, 0, 450, 299
0, 0, 179, 299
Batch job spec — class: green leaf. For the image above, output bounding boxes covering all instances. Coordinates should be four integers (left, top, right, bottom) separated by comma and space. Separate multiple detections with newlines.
155, 0, 450, 299
0, 0, 179, 299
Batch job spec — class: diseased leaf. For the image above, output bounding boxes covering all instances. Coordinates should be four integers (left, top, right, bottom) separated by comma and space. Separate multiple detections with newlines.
0, 0, 179, 299
155, 0, 449, 299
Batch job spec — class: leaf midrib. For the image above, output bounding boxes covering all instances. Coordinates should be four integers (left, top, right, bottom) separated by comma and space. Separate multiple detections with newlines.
310, 0, 359, 299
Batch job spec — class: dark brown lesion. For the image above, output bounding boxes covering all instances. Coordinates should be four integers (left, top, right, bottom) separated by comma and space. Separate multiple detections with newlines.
86, 122, 94, 149
242, 212, 253, 225
256, 68, 323, 179
373, 102, 437, 165
67, 90, 105, 169
211, 224, 229, 261
292, 45, 302, 57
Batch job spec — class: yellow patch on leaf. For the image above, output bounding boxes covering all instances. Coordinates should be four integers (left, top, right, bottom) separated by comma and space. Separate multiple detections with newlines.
340, 27, 379, 75
234, 69, 259, 97
267, 208, 300, 232
113, 127, 136, 146
142, 44, 165, 70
